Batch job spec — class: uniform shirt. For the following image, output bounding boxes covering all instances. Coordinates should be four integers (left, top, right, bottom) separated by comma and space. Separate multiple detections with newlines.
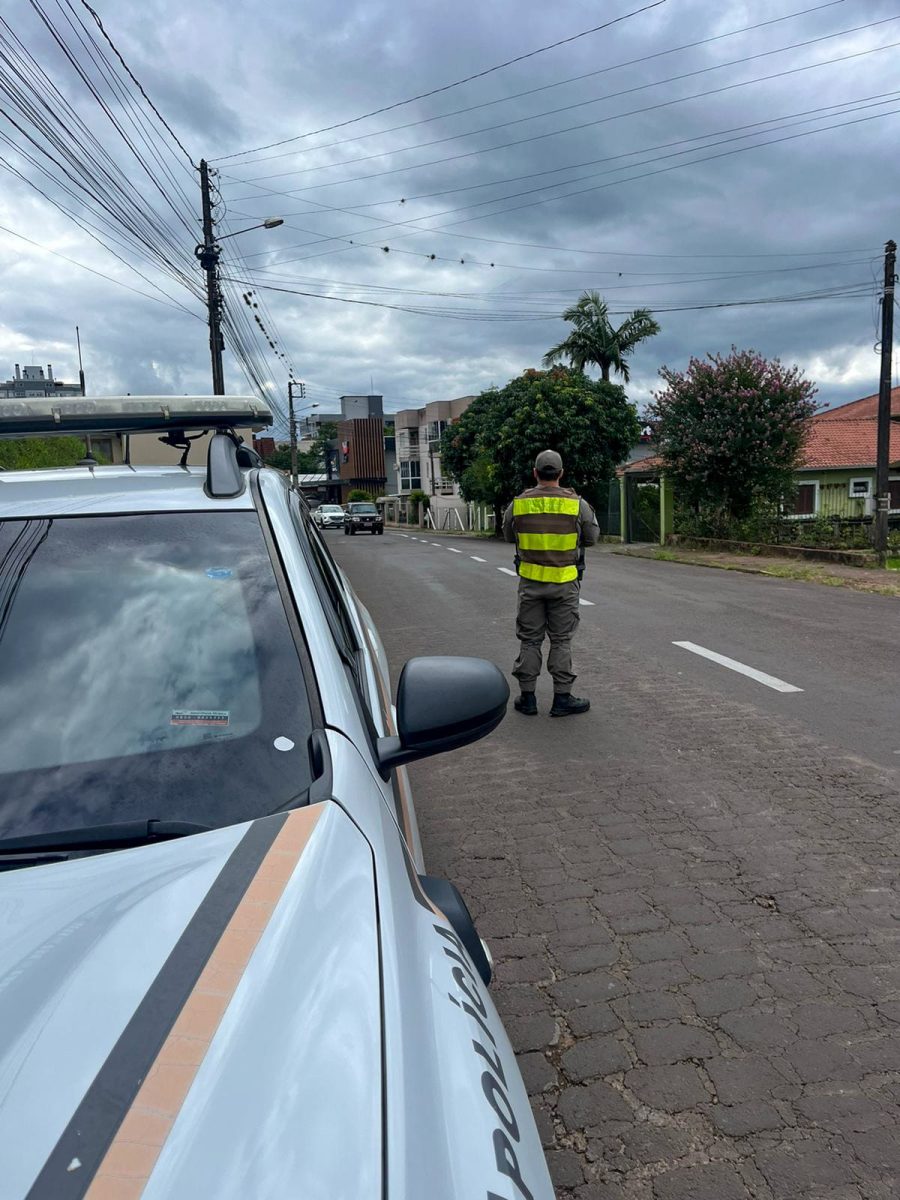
502, 486, 600, 548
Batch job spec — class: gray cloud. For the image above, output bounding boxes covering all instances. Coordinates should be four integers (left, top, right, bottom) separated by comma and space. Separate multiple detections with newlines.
2, 0, 898, 430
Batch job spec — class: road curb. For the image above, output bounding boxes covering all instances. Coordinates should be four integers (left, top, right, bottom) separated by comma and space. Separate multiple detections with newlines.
613, 548, 900, 597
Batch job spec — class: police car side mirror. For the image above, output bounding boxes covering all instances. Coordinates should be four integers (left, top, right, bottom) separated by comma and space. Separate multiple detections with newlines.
376, 656, 509, 776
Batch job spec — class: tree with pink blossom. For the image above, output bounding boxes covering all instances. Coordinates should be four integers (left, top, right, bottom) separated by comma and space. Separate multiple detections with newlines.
647, 347, 818, 526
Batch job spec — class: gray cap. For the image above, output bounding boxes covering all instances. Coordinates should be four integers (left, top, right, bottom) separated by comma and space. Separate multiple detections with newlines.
535, 449, 563, 473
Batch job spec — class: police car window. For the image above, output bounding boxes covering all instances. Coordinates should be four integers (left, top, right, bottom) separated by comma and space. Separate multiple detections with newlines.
0, 512, 315, 840
296, 506, 370, 698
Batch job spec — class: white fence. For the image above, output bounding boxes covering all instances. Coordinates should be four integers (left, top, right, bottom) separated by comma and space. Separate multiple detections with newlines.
379, 497, 496, 532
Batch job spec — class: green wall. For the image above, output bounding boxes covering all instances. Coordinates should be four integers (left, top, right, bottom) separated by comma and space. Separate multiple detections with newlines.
794, 469, 880, 519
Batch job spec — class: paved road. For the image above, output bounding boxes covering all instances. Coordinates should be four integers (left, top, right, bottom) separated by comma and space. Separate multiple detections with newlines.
332, 528, 900, 1200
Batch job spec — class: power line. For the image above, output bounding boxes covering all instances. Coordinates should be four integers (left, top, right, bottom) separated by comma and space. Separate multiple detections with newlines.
53, 0, 197, 236
0, 5, 204, 316
0, 13, 199, 292
227, 102, 898, 271
0, 152, 203, 314
223, 0, 853, 169
229, 14, 900, 187
212, 1, 667, 163
60, 1, 198, 223
0, 220, 205, 314
417, 102, 900, 235
222, 275, 876, 322
340, 89, 900, 211
231, 93, 898, 266
77, 0, 196, 165
242, 257, 877, 297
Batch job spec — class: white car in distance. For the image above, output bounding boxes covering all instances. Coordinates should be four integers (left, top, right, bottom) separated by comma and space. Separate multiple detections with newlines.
313, 503, 346, 529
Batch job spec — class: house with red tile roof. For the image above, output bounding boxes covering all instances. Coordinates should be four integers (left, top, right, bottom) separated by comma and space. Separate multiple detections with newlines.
619, 387, 900, 524
790, 386, 900, 518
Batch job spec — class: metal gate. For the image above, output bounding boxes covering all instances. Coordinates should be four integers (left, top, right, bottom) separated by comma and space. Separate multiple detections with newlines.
625, 477, 661, 543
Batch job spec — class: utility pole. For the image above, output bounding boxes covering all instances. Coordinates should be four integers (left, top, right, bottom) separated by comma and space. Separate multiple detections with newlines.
288, 378, 306, 490
75, 325, 85, 396
196, 159, 225, 395
874, 238, 896, 558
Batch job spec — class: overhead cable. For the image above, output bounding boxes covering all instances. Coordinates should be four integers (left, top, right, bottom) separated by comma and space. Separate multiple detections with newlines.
212, 1, 668, 162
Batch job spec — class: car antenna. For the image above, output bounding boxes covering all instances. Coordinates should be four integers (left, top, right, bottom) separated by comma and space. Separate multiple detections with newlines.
77, 434, 99, 470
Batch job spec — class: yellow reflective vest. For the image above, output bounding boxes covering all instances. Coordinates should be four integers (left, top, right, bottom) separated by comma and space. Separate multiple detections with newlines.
512, 487, 580, 583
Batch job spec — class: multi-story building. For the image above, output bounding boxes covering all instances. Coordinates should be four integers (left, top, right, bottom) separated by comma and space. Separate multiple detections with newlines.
334, 394, 388, 502
0, 363, 83, 400
297, 411, 342, 439
1, 365, 265, 467
392, 396, 475, 516
0, 363, 126, 461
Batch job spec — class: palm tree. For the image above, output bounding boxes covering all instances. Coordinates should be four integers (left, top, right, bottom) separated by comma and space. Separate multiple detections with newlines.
542, 291, 660, 383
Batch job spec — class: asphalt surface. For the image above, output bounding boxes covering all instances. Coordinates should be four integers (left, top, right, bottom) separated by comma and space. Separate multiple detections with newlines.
331, 527, 900, 1200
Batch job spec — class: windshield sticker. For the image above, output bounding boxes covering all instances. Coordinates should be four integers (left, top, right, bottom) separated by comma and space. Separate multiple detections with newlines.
205, 567, 233, 579
273, 736, 295, 752
171, 709, 230, 727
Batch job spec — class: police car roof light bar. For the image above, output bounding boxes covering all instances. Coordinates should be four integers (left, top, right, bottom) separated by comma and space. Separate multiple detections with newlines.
0, 396, 273, 439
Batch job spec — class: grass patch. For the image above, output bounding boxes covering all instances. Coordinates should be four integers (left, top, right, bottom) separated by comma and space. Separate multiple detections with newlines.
640, 548, 900, 597
758, 563, 821, 582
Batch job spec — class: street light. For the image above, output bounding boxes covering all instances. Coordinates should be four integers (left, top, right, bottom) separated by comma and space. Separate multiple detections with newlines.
196, 159, 283, 394
216, 217, 284, 241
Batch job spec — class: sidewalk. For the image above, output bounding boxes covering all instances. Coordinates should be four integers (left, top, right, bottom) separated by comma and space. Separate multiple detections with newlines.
616, 544, 900, 597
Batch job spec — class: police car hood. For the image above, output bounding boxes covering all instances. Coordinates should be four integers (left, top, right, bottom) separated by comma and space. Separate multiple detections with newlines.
0, 803, 383, 1199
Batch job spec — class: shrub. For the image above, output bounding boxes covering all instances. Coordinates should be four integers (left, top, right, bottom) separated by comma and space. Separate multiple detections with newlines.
650, 347, 818, 521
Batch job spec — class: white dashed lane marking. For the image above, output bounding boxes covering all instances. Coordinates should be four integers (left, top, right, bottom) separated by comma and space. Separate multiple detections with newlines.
390, 538, 600, 606
674, 641, 803, 694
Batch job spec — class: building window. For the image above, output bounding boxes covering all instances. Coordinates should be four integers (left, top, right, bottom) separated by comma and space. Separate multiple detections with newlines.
849, 477, 872, 499
890, 477, 900, 512
789, 481, 819, 517
399, 460, 421, 491
396, 429, 420, 456
427, 419, 448, 449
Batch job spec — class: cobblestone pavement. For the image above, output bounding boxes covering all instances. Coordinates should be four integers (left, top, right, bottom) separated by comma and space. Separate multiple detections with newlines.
333, 534, 900, 1199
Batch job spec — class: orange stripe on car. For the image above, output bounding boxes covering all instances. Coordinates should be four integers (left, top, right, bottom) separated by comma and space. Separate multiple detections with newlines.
84, 807, 322, 1200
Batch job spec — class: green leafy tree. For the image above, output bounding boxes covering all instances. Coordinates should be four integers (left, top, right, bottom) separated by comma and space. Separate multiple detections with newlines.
441, 367, 640, 533
647, 347, 818, 526
264, 445, 293, 472
264, 421, 338, 474
0, 436, 100, 470
348, 489, 374, 502
264, 446, 321, 472
542, 290, 660, 382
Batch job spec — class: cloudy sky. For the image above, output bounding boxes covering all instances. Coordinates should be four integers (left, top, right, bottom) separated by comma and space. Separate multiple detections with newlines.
2, 0, 898, 432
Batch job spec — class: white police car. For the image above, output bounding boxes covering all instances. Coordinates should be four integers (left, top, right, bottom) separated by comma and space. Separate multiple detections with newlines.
0, 396, 552, 1200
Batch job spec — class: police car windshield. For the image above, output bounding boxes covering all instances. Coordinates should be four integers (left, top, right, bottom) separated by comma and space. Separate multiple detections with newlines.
0, 512, 315, 841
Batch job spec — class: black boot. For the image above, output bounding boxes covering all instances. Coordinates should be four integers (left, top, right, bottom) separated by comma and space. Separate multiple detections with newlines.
514, 692, 538, 716
550, 692, 590, 717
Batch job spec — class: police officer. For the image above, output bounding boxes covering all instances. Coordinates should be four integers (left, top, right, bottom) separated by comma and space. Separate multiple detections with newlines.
502, 450, 599, 717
